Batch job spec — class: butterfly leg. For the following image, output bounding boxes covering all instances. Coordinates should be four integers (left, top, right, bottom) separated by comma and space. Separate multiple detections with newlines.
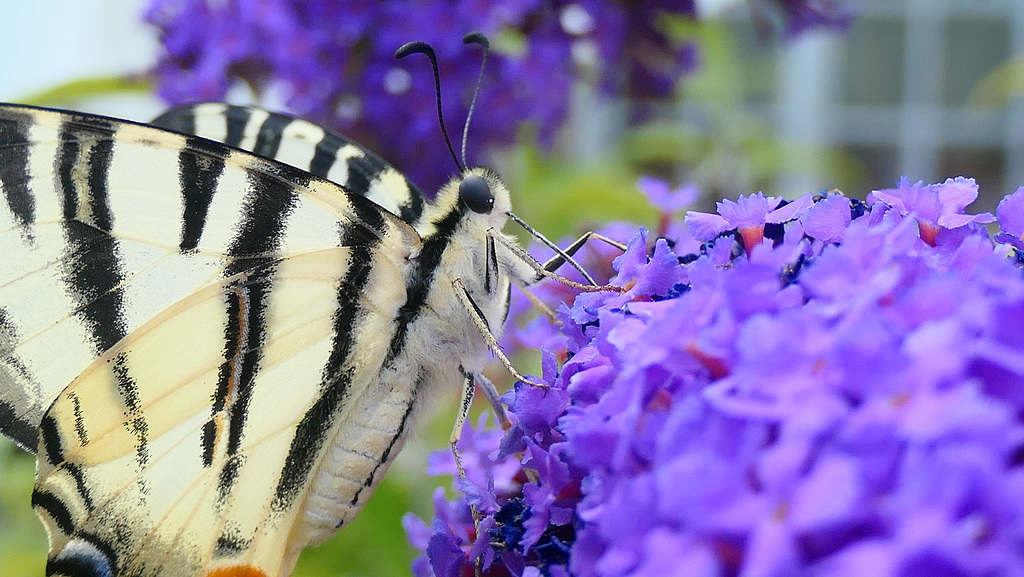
475, 372, 512, 431
452, 278, 548, 389
451, 368, 490, 577
490, 232, 623, 293
524, 230, 629, 324
539, 230, 627, 278
451, 368, 476, 480
506, 213, 627, 287
448, 371, 510, 478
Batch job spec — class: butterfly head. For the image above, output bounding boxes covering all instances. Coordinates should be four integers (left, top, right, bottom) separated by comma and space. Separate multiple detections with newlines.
396, 36, 512, 226
453, 167, 512, 226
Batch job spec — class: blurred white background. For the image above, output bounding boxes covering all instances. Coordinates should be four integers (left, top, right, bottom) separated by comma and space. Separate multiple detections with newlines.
0, 0, 161, 118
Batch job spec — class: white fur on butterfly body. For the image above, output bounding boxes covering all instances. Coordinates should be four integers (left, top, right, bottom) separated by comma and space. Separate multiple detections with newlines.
292, 166, 531, 556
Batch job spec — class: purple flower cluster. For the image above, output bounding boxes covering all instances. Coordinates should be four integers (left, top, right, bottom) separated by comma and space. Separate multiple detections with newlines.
143, 1, 854, 193
144, 0, 699, 192
405, 177, 1024, 576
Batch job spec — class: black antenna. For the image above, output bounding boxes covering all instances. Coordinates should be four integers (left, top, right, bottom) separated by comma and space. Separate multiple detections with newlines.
461, 33, 490, 168
395, 41, 463, 172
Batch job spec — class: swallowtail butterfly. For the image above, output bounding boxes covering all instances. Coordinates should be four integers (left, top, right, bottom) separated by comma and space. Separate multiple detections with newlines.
0, 39, 615, 577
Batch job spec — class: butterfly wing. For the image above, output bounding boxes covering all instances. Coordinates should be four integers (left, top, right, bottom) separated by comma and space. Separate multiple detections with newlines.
38, 247, 411, 577
151, 103, 426, 227
0, 104, 419, 576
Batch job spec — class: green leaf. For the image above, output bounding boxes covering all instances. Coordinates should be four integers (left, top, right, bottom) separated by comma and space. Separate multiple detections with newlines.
18, 75, 152, 107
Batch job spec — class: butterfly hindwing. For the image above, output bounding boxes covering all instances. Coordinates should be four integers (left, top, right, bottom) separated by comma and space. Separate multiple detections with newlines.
0, 103, 426, 576
37, 247, 412, 577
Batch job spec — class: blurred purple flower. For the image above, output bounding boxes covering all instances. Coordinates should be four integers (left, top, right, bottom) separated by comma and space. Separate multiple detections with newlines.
995, 186, 1024, 251
145, 1, 854, 193
145, 0, 701, 193
748, 0, 855, 38
778, 0, 854, 35
407, 176, 1024, 576
637, 176, 697, 215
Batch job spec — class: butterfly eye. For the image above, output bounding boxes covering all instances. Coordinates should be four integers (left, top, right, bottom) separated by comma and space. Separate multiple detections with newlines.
459, 175, 494, 214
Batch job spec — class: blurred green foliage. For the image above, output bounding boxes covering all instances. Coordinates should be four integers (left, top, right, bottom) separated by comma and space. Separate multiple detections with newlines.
16, 76, 152, 108
506, 131, 658, 239
639, 17, 863, 201
0, 441, 48, 576
506, 16, 865, 238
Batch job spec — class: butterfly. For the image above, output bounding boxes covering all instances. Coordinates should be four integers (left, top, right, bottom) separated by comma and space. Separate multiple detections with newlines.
0, 38, 616, 577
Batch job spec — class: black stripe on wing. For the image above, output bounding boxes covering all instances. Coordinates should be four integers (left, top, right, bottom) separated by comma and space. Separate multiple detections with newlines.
0, 108, 35, 230
201, 168, 301, 486
0, 102, 415, 466
0, 398, 35, 450
53, 114, 125, 351
151, 104, 426, 225
224, 106, 250, 149
0, 307, 41, 450
252, 112, 292, 158
317, 129, 425, 226
54, 118, 151, 467
271, 194, 385, 511
32, 462, 95, 531
31, 489, 76, 534
178, 136, 227, 251
343, 152, 385, 202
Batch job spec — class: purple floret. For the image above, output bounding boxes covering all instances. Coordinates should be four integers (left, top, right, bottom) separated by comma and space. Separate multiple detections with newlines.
995, 187, 1024, 252
869, 176, 995, 247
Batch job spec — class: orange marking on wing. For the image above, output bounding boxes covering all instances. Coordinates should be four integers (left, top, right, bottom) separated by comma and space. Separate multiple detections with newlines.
225, 285, 248, 405
209, 286, 248, 461
205, 566, 269, 577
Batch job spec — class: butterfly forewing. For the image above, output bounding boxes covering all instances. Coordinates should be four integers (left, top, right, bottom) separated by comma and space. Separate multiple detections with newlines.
0, 104, 433, 576
0, 105, 416, 442
152, 103, 426, 227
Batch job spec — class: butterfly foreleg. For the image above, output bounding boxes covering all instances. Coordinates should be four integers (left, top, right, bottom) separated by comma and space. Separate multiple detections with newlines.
473, 372, 511, 431
539, 230, 628, 277
448, 370, 510, 477
451, 368, 476, 480
489, 231, 623, 293
452, 277, 547, 389
505, 214, 628, 288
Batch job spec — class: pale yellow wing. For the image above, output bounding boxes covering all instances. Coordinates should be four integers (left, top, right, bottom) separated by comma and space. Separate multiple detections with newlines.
36, 246, 410, 577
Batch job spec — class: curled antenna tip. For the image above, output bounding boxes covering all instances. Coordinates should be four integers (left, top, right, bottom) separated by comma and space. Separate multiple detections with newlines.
463, 33, 489, 48
394, 39, 463, 172
460, 33, 491, 168
395, 41, 432, 60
